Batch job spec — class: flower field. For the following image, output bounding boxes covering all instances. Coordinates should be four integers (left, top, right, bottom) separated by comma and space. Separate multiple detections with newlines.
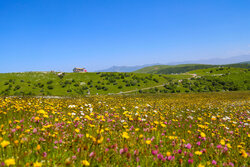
0, 92, 249, 166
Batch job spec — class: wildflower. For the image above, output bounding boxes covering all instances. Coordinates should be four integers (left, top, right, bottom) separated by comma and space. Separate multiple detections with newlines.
166, 152, 171, 157
43, 152, 47, 157
33, 161, 42, 167
195, 151, 202, 156
188, 159, 193, 164
220, 139, 225, 145
122, 132, 129, 139
198, 164, 205, 167
146, 140, 151, 145
36, 144, 41, 151
75, 129, 80, 133
82, 160, 90, 166
151, 150, 158, 155
200, 132, 206, 138
185, 143, 192, 149
89, 152, 95, 157
1, 140, 10, 148
212, 160, 217, 165
4, 159, 15, 166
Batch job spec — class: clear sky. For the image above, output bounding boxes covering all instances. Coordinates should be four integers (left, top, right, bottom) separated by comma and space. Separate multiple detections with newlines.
0, 0, 250, 72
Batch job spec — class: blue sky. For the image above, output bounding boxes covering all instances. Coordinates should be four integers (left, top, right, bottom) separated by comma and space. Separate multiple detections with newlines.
0, 0, 250, 72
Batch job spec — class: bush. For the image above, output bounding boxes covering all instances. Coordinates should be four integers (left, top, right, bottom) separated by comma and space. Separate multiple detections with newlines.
47, 80, 53, 84
47, 85, 54, 90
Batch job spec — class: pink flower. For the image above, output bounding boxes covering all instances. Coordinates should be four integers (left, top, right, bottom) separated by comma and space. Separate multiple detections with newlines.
188, 159, 193, 164
196, 141, 201, 146
217, 145, 222, 149
89, 152, 95, 157
151, 150, 158, 155
157, 153, 163, 160
33, 128, 37, 133
43, 152, 47, 157
185, 143, 192, 149
212, 160, 217, 165
120, 148, 124, 154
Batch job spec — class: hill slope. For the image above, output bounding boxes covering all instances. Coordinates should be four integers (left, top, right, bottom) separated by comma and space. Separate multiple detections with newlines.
0, 72, 189, 96
135, 62, 250, 74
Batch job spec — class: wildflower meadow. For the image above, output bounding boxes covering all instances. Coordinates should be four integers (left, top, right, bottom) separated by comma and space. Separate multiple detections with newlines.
0, 92, 249, 166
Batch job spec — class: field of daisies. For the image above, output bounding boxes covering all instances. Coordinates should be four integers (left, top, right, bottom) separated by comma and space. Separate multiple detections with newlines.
0, 91, 249, 166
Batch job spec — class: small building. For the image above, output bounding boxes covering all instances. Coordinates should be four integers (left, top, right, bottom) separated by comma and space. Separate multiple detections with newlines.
73, 67, 87, 73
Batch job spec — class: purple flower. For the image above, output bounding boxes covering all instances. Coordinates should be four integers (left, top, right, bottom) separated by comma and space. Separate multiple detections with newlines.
151, 150, 158, 155
43, 152, 47, 157
178, 149, 182, 154
157, 153, 164, 160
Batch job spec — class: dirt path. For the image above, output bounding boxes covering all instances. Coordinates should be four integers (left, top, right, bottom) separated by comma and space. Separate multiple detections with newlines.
115, 73, 198, 95
115, 84, 166, 94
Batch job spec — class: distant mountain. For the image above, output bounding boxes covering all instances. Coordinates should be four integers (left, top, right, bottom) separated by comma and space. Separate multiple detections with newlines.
96, 55, 250, 72
135, 62, 250, 74
167, 55, 250, 65
96, 63, 161, 72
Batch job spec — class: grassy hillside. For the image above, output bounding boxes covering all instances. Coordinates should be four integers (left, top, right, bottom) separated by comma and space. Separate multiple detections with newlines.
135, 62, 250, 74
138, 67, 250, 94
0, 72, 189, 96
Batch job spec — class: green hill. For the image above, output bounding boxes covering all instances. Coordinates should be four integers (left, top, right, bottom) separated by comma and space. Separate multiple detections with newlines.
0, 72, 189, 96
135, 64, 216, 74
134, 62, 250, 74
139, 67, 250, 94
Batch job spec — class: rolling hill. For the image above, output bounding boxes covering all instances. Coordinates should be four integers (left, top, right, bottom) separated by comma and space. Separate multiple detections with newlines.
0, 72, 189, 96
134, 62, 250, 74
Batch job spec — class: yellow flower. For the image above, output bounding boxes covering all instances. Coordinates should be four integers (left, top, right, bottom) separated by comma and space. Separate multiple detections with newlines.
33, 161, 42, 167
14, 140, 19, 145
166, 152, 171, 156
146, 140, 151, 145
36, 144, 41, 151
1, 140, 10, 148
82, 160, 90, 166
240, 150, 248, 158
226, 143, 231, 148
220, 139, 225, 145
122, 132, 129, 139
198, 164, 205, 167
34, 117, 40, 121
195, 151, 202, 156
75, 129, 80, 133
200, 132, 206, 138
4, 159, 15, 166
97, 136, 104, 144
